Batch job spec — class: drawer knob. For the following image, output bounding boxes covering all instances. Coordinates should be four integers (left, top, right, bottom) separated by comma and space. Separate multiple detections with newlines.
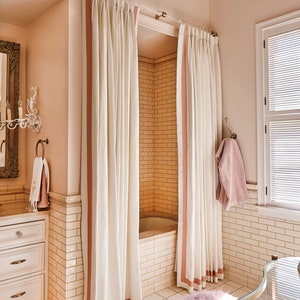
10, 291, 26, 298
10, 259, 26, 265
16, 230, 23, 237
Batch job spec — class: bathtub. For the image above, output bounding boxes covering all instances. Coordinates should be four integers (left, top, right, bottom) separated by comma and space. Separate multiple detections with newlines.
139, 216, 178, 297
139, 216, 177, 233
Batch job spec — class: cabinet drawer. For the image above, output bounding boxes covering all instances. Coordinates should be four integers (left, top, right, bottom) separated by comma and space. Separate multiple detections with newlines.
0, 221, 45, 250
0, 243, 44, 281
0, 274, 44, 300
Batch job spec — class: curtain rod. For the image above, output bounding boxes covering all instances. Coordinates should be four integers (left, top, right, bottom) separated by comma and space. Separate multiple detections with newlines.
138, 12, 218, 38
132, 2, 218, 38
138, 13, 179, 37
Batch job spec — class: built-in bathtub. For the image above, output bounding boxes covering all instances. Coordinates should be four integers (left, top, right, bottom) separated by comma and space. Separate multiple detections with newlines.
139, 216, 178, 297
139, 216, 177, 234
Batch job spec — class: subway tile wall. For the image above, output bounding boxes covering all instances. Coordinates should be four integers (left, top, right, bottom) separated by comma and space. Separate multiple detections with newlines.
154, 56, 178, 217
139, 54, 178, 218
223, 187, 300, 289
139, 230, 177, 297
47, 192, 84, 300
139, 56, 156, 214
0, 184, 27, 215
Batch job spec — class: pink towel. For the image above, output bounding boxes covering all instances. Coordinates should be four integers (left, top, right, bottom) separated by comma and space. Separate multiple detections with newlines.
184, 290, 237, 300
37, 162, 50, 209
216, 138, 247, 210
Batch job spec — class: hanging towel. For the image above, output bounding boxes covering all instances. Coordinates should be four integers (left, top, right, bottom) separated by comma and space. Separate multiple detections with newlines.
216, 138, 247, 210
29, 157, 50, 212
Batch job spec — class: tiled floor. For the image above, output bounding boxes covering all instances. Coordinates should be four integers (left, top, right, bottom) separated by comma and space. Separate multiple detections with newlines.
144, 280, 253, 300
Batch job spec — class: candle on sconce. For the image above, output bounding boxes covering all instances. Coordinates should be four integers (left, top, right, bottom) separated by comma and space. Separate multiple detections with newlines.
18, 98, 23, 119
6, 101, 11, 121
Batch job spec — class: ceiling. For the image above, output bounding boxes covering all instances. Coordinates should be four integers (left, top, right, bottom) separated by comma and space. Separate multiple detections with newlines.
0, 0, 60, 27
137, 25, 178, 59
0, 0, 208, 59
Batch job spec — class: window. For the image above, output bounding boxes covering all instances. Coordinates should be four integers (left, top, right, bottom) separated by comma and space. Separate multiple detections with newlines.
256, 11, 300, 220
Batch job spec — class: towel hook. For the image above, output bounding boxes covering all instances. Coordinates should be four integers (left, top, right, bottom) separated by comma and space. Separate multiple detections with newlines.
225, 117, 237, 139
35, 138, 49, 159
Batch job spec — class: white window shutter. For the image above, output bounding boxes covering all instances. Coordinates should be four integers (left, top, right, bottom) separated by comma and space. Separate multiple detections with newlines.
264, 24, 300, 210
268, 29, 300, 112
269, 119, 300, 205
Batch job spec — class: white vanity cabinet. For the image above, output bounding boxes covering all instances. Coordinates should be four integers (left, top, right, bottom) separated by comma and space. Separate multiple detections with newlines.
0, 213, 48, 300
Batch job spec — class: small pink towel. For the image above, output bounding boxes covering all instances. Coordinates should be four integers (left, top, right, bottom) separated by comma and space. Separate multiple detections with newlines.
216, 138, 247, 210
38, 162, 50, 209
184, 290, 237, 300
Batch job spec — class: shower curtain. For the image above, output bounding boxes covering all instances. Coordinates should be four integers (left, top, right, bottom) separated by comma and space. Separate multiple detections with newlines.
87, 0, 142, 299
176, 24, 224, 293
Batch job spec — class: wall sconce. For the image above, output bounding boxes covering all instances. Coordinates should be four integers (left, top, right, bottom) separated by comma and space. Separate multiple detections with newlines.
0, 86, 41, 132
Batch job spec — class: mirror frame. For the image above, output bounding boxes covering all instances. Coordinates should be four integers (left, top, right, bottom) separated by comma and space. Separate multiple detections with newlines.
0, 40, 20, 178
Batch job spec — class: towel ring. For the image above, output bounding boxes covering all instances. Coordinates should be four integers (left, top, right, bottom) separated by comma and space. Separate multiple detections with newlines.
35, 138, 49, 159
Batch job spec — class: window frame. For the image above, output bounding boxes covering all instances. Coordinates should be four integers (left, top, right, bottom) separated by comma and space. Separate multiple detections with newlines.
256, 10, 300, 221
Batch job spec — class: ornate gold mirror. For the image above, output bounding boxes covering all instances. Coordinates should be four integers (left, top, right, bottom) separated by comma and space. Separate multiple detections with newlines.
0, 40, 19, 178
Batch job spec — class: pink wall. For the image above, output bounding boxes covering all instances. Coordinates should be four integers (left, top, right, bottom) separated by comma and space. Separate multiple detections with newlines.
1, 0, 82, 197
210, 0, 300, 184
67, 0, 82, 195
26, 0, 69, 194
0, 22, 27, 185
7, 0, 300, 195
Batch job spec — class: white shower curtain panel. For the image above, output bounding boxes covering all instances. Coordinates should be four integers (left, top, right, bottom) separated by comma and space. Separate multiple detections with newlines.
176, 24, 224, 293
90, 0, 141, 299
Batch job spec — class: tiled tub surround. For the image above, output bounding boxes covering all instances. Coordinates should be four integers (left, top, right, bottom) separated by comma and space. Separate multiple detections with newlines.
139, 54, 178, 219
139, 54, 178, 297
139, 217, 178, 298
139, 186, 300, 298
